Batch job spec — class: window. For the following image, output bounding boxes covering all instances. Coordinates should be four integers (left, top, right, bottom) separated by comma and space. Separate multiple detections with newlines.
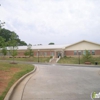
88, 50, 90, 54
43, 52, 47, 56
44, 52, 47, 56
51, 52, 54, 56
78, 51, 81, 55
83, 50, 86, 55
92, 50, 95, 55
74, 51, 77, 55
83, 50, 92, 55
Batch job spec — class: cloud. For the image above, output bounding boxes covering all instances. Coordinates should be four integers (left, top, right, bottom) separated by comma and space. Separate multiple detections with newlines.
0, 0, 100, 44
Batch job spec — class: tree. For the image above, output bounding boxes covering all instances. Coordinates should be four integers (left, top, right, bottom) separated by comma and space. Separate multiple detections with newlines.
8, 32, 18, 63
0, 36, 7, 57
0, 20, 5, 30
82, 50, 92, 62
48, 42, 55, 45
0, 28, 27, 46
0, 36, 5, 48
9, 49, 17, 58
24, 51, 29, 57
24, 44, 33, 57
19, 40, 27, 46
0, 28, 14, 42
0, 36, 8, 58
1, 47, 7, 57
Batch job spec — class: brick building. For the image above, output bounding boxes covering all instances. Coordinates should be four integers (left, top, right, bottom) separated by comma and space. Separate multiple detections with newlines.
6, 40, 100, 58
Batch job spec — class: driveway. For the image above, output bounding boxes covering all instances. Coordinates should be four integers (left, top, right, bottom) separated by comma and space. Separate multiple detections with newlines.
21, 64, 100, 100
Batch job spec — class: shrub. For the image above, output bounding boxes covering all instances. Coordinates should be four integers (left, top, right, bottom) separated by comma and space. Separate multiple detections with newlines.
50, 56, 53, 58
82, 50, 93, 63
64, 56, 67, 58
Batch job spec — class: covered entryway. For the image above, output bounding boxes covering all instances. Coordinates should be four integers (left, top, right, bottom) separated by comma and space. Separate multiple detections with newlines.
56, 52, 62, 58
50, 50, 65, 63
55, 50, 64, 58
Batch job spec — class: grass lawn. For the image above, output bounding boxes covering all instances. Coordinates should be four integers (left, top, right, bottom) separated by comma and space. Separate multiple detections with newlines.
58, 57, 100, 65
58, 57, 79, 64
0, 62, 34, 100
0, 57, 51, 63
92, 57, 100, 64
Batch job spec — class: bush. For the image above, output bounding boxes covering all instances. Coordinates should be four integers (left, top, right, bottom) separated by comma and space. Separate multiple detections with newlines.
82, 50, 93, 63
50, 56, 53, 58
64, 56, 67, 58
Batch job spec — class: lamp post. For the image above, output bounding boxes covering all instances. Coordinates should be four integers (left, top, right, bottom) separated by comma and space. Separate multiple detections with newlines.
78, 51, 81, 64
38, 49, 39, 62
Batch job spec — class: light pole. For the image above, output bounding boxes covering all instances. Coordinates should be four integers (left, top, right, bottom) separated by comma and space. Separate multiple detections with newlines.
78, 51, 81, 64
38, 49, 39, 62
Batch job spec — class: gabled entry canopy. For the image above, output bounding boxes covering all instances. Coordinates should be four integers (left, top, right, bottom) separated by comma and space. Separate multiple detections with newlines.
65, 40, 100, 50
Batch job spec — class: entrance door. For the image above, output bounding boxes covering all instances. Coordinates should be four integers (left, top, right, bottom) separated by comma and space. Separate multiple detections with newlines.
56, 52, 62, 58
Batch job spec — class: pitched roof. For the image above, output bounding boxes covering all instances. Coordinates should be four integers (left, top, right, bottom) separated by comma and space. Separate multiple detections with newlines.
6, 40, 100, 50
65, 40, 100, 48
16, 45, 68, 50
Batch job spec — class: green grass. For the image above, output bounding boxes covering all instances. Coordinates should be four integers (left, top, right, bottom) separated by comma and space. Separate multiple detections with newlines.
0, 57, 51, 63
58, 57, 79, 64
92, 57, 100, 64
0, 62, 34, 100
58, 56, 100, 65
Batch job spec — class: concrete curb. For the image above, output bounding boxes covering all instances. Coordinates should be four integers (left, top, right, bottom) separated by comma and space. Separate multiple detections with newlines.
4, 65, 37, 100
34, 63, 100, 67
56, 63, 100, 68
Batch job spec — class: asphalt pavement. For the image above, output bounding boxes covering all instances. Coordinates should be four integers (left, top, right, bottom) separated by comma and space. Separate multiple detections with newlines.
20, 64, 100, 100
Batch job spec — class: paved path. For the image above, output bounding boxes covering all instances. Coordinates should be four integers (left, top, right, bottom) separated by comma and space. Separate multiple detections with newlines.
20, 64, 100, 100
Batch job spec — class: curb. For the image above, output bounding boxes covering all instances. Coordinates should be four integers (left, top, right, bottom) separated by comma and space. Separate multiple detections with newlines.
4, 65, 37, 100
56, 63, 100, 68
34, 63, 100, 68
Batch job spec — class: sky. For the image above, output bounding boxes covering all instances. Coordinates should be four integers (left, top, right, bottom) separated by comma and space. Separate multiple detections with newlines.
0, 0, 100, 45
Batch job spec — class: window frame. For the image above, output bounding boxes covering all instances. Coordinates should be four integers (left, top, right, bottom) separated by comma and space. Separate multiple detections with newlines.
74, 50, 77, 55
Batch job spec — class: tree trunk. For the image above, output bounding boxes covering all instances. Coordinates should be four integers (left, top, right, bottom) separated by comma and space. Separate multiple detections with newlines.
13, 47, 14, 63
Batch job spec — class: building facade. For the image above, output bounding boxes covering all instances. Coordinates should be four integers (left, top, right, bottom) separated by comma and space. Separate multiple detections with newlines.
5, 40, 100, 58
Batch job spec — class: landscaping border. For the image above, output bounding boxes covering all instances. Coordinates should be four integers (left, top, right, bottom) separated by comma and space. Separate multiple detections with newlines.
4, 65, 37, 100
